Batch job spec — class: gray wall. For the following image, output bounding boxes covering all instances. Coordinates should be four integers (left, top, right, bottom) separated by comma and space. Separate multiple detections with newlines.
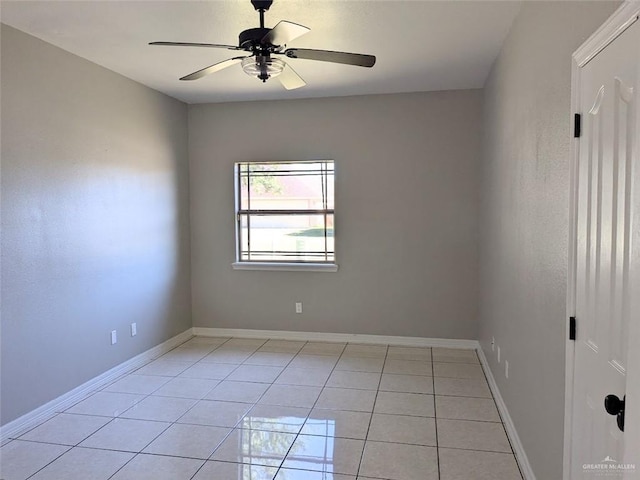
0, 25, 192, 425
478, 2, 619, 479
189, 90, 482, 339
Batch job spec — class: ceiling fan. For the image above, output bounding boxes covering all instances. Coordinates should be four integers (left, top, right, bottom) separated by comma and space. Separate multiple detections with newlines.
150, 0, 376, 90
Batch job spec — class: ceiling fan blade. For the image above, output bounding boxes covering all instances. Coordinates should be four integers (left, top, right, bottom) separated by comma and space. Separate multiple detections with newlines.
180, 57, 247, 81
262, 21, 310, 46
278, 63, 306, 90
150, 41, 240, 50
285, 48, 376, 67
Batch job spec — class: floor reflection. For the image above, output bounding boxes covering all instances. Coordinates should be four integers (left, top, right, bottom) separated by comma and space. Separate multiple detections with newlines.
279, 432, 335, 471
235, 415, 337, 475
241, 412, 307, 433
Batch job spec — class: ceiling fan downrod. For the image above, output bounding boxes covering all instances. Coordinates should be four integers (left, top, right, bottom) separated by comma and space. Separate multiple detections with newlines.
251, 0, 273, 29
239, 0, 274, 51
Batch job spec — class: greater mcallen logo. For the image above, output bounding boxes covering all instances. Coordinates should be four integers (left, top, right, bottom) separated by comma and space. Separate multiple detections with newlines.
583, 456, 636, 475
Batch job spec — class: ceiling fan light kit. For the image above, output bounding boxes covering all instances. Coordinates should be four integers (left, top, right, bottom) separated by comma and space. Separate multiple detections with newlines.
150, 0, 376, 90
241, 55, 285, 81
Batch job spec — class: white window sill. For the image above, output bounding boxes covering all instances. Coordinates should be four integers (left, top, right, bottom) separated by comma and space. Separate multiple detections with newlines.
232, 262, 339, 272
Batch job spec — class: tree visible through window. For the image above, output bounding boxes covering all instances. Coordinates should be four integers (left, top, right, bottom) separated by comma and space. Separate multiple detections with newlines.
235, 160, 335, 263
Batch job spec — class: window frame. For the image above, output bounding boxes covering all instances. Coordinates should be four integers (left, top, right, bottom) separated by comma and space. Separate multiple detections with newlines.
232, 159, 338, 272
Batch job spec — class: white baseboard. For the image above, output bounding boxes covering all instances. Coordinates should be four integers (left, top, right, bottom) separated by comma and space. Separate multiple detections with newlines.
0, 328, 194, 442
477, 347, 536, 480
192, 327, 479, 349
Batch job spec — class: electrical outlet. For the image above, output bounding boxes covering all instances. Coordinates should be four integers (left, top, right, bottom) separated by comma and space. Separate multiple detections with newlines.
497, 346, 501, 363
491, 337, 495, 352
505, 360, 509, 379
295, 302, 303, 314
111, 330, 117, 345
131, 323, 137, 337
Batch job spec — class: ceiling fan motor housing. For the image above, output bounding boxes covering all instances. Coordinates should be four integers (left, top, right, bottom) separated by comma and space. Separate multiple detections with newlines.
239, 28, 271, 50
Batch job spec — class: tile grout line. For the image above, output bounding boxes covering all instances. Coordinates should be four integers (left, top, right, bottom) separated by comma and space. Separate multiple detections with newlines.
433, 347, 441, 480
271, 340, 348, 479
186, 337, 306, 480
80, 335, 205, 407
104, 336, 241, 480
153, 336, 266, 479
23, 335, 216, 480
354, 343, 389, 479
112, 338, 350, 479
30, 339, 197, 423
18, 338, 304, 479
10, 339, 501, 480
76, 344, 438, 478
183, 340, 260, 480
13, 412, 508, 452
101, 336, 258, 480
23, 445, 72, 480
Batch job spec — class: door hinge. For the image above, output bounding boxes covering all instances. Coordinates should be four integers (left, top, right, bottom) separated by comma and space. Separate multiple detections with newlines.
569, 316, 577, 341
574, 113, 581, 138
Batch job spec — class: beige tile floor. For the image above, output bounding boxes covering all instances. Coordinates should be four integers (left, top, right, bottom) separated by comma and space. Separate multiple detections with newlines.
1, 337, 523, 480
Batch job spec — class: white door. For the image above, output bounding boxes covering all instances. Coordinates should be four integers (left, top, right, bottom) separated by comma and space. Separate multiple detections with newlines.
570, 11, 640, 479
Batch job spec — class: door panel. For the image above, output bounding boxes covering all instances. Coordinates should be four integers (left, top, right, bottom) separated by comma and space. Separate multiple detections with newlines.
571, 18, 639, 478
611, 77, 633, 371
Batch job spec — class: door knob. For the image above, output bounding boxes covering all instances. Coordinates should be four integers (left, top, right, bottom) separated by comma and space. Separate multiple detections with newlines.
604, 394, 625, 432
604, 394, 624, 415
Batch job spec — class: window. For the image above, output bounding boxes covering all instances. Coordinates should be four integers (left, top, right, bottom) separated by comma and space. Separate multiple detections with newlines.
233, 160, 336, 271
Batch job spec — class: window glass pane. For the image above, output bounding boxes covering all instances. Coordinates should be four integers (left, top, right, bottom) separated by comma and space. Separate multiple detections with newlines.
238, 161, 334, 211
239, 214, 249, 259
239, 213, 334, 263
239, 163, 250, 210
236, 160, 335, 264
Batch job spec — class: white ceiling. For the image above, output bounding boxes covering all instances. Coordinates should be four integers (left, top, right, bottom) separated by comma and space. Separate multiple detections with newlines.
1, 0, 522, 104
